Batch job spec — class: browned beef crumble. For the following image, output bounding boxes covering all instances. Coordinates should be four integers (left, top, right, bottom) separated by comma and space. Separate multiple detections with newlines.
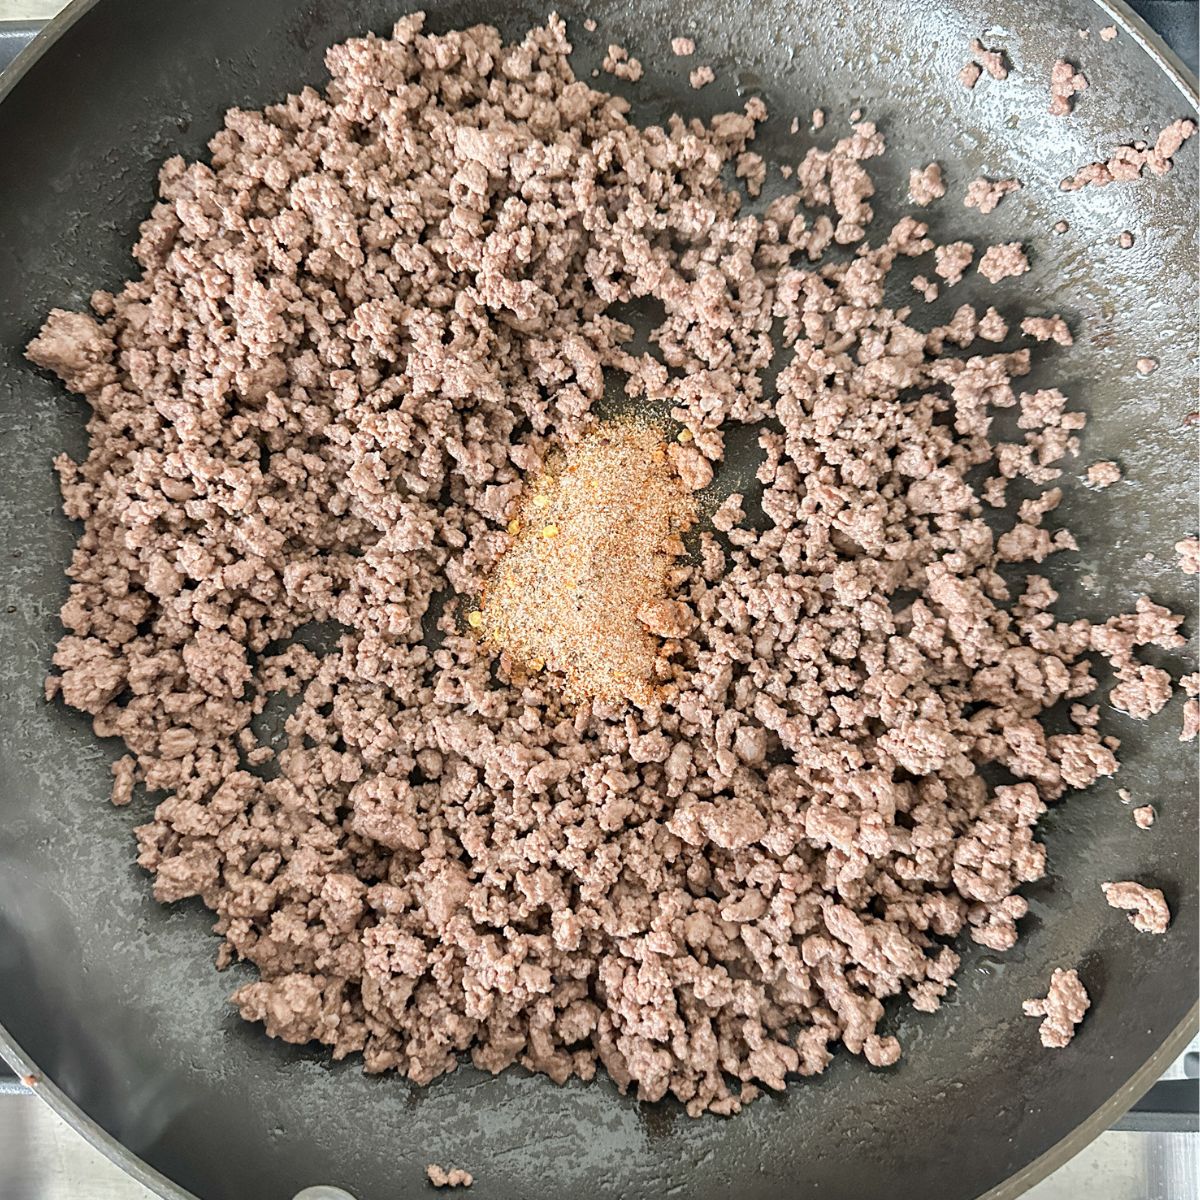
962, 39, 1009, 88
28, 13, 1189, 1117
1102, 882, 1171, 934
1132, 806, 1155, 829
1181, 674, 1199, 742
427, 1164, 474, 1188
1023, 968, 1089, 1047
1060, 119, 1197, 190
1048, 60, 1088, 117
964, 177, 1021, 214
978, 243, 1030, 283
908, 163, 945, 207
601, 43, 642, 82
1085, 461, 1121, 489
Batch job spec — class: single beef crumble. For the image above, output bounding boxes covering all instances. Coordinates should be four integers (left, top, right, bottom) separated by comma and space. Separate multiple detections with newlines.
427, 1165, 473, 1189
1023, 968, 1089, 1048
960, 61, 983, 90
1086, 461, 1121, 489
978, 242, 1030, 283
671, 37, 695, 57
909, 163, 946, 206
1102, 882, 1171, 934
1177, 538, 1200, 575
689, 64, 714, 89
27, 13, 1191, 1119
1022, 315, 1073, 346
964, 177, 1021, 215
1132, 806, 1155, 829
1048, 60, 1088, 116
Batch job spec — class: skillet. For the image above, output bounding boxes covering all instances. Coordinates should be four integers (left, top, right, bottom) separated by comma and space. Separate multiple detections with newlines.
0, 1, 1196, 1197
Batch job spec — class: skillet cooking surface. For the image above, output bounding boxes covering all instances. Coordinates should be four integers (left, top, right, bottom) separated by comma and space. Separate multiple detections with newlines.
0, 2, 1196, 1198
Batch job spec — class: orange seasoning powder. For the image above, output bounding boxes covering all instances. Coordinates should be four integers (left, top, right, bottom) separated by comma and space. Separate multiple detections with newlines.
475, 421, 698, 705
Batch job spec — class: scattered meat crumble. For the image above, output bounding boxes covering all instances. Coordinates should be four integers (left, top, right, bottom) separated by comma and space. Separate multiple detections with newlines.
583, 18, 597, 33
1023, 968, 1089, 1048
670, 37, 695, 57
1049, 59, 1088, 116
811, 107, 825, 129
1100, 25, 1117, 41
911, 275, 938, 303
1022, 315, 1073, 346
1102, 882, 1171, 934
1118, 230, 1135, 248
978, 242, 1030, 283
427, 1165, 473, 1189
909, 163, 945, 206
964, 177, 1021, 214
689, 64, 714, 89
1053, 220, 1069, 234
25, 12, 1192, 1118
1136, 356, 1158, 376
1176, 538, 1200, 575
602, 43, 643, 82
1181, 674, 1199, 741
1060, 119, 1197, 189
934, 241, 974, 285
963, 38, 1009, 87
1132, 806, 1155, 829
1085, 461, 1121, 489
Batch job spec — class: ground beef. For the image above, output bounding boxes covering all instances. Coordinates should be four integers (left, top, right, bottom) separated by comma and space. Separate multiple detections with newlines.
978, 243, 1030, 282
964, 177, 1021, 214
670, 37, 694, 57
28, 13, 1189, 1118
1048, 60, 1088, 116
1061, 119, 1197, 189
689, 64, 714, 89
1086, 461, 1121, 488
1181, 674, 1199, 742
909, 163, 945, 206
1118, 230, 1135, 248
602, 43, 643, 81
1023, 968, 1089, 1048
911, 275, 938, 303
1132, 806, 1155, 829
1022, 316, 1073, 346
1136, 356, 1159, 375
1100, 25, 1117, 41
427, 1165, 473, 1189
1176, 538, 1199, 574
1102, 882, 1171, 934
962, 38, 1009, 86
934, 241, 974, 285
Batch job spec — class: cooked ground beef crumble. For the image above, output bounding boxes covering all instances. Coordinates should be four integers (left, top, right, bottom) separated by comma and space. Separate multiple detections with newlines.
1023, 967, 1089, 1048
26, 13, 1194, 1115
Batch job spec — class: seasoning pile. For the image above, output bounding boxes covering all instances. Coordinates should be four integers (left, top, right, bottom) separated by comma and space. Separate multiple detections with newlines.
28, 13, 1195, 1119
475, 421, 696, 705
